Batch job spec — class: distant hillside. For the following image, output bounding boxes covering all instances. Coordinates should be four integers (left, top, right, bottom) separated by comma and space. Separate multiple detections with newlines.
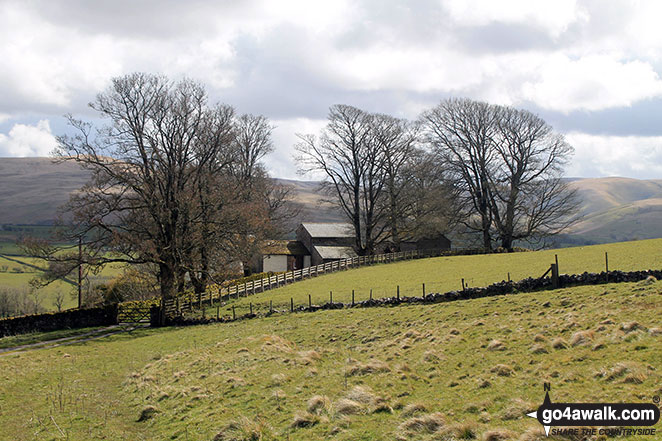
563, 177, 662, 245
1, 158, 661, 245
0, 158, 342, 225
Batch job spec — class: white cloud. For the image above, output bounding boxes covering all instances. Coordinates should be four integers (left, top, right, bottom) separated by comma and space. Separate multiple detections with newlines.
444, 0, 586, 37
0, 120, 59, 157
520, 54, 662, 112
268, 117, 328, 180
565, 132, 662, 178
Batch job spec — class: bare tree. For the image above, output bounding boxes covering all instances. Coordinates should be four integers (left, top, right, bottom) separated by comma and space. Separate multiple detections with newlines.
21, 73, 284, 323
421, 98, 497, 249
296, 105, 386, 255
488, 106, 580, 249
421, 98, 579, 250
371, 114, 419, 250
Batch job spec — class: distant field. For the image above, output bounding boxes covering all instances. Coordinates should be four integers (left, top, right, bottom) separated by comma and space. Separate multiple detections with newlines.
217, 238, 662, 314
1, 279, 661, 440
0, 253, 126, 313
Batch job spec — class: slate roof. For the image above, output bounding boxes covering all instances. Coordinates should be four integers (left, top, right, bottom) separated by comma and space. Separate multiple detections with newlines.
300, 222, 354, 238
313, 246, 357, 260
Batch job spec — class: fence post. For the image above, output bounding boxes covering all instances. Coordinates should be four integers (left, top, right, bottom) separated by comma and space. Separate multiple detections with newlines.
352, 290, 355, 306
232, 305, 236, 320
551, 263, 559, 289
462, 278, 465, 291
308, 294, 312, 308
507, 272, 511, 282
605, 252, 609, 283
422, 283, 426, 298
290, 297, 294, 312
250, 303, 253, 315
270, 300, 273, 313
216, 306, 219, 320
329, 291, 333, 304
397, 285, 400, 301
370, 289, 373, 300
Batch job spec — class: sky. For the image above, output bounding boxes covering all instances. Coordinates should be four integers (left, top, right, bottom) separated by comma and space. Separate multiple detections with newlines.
1, 0, 662, 180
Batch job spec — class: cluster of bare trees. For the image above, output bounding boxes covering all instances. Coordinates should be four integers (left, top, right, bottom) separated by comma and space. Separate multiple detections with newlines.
24, 74, 294, 319
297, 99, 579, 253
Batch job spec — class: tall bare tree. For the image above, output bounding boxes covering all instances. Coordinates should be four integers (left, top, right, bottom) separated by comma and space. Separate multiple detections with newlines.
421, 98, 579, 250
295, 105, 386, 255
23, 73, 284, 321
421, 98, 497, 249
488, 106, 580, 249
371, 114, 420, 250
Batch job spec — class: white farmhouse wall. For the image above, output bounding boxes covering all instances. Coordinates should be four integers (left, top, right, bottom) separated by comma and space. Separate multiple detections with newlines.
263, 254, 287, 272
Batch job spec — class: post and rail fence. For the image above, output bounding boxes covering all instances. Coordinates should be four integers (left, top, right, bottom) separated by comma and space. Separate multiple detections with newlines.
163, 248, 448, 317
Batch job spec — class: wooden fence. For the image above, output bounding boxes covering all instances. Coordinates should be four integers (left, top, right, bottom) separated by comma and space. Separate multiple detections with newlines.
163, 248, 444, 316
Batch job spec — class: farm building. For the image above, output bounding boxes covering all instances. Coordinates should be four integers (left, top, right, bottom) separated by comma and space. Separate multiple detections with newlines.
261, 240, 310, 272
258, 222, 357, 272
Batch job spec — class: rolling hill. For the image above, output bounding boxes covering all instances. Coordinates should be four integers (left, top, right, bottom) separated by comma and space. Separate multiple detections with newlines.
1, 158, 661, 244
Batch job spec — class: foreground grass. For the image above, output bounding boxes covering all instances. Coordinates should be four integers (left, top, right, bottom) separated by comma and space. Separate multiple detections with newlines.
214, 238, 662, 315
1, 278, 662, 440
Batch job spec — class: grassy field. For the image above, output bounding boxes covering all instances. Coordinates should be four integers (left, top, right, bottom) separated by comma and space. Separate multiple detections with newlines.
0, 253, 126, 313
1, 279, 661, 440
213, 238, 662, 315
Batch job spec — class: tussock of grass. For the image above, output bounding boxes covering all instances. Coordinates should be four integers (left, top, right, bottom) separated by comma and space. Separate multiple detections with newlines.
261, 335, 296, 352
307, 395, 330, 414
620, 321, 645, 333
401, 402, 428, 417
422, 350, 441, 362
532, 334, 546, 343
551, 338, 568, 349
347, 359, 391, 376
214, 416, 272, 440
490, 364, 514, 377
530, 344, 548, 354
499, 399, 532, 421
487, 340, 506, 351
291, 411, 321, 428
482, 428, 516, 441
335, 398, 363, 415
440, 421, 479, 439
137, 405, 158, 422
597, 362, 649, 384
397, 412, 445, 436
649, 327, 662, 336
569, 330, 594, 346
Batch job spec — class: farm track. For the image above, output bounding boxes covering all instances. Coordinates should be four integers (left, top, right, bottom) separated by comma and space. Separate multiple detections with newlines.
0, 323, 147, 356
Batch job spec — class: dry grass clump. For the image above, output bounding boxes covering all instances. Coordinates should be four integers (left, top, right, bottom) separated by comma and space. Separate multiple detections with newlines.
398, 412, 446, 437
335, 398, 363, 415
439, 421, 479, 439
569, 330, 594, 347
307, 395, 331, 414
449, 328, 461, 335
226, 376, 246, 387
597, 362, 649, 384
423, 351, 441, 362
499, 399, 532, 420
482, 428, 516, 441
401, 402, 428, 417
261, 335, 296, 352
533, 334, 546, 343
551, 338, 568, 349
490, 364, 514, 377
649, 327, 662, 336
620, 321, 645, 333
333, 385, 387, 416
136, 405, 158, 422
297, 350, 321, 365
639, 275, 657, 285
530, 344, 548, 354
214, 416, 272, 440
518, 427, 546, 441
487, 339, 506, 351
291, 411, 322, 428
236, 347, 249, 353
347, 359, 391, 376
